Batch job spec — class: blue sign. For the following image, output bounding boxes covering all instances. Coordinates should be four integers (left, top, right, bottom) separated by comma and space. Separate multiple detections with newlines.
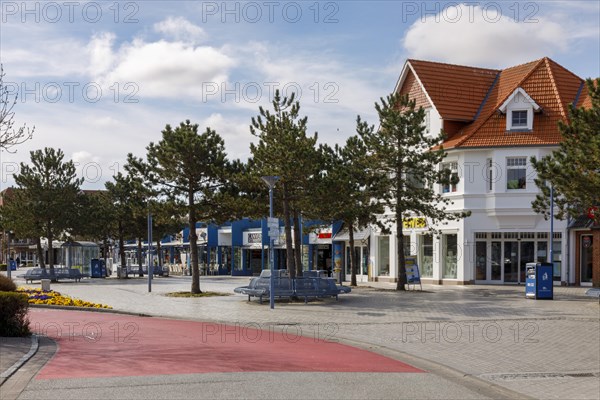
9, 260, 17, 271
536, 263, 553, 299
405, 256, 422, 290
525, 262, 553, 300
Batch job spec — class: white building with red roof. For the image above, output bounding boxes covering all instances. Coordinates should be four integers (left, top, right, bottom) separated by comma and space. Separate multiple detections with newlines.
358, 57, 595, 286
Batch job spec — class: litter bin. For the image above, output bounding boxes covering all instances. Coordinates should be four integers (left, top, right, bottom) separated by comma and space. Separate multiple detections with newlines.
525, 262, 553, 300
90, 259, 106, 278
9, 260, 17, 271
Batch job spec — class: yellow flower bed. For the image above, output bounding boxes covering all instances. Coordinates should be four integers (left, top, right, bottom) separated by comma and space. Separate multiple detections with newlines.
17, 287, 112, 309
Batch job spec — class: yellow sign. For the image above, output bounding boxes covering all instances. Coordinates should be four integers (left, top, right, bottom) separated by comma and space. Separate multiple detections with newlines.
402, 217, 427, 229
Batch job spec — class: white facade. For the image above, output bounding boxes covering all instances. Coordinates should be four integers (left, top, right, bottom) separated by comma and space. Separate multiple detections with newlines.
369, 147, 570, 285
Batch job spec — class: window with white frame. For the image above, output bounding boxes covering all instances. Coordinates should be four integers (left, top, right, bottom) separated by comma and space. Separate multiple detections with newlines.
511, 110, 528, 128
506, 157, 527, 190
442, 162, 458, 193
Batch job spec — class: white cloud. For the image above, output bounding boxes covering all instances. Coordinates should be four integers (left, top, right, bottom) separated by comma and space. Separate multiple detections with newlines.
87, 32, 116, 77
154, 16, 207, 45
403, 4, 570, 67
94, 38, 235, 100
72, 151, 100, 164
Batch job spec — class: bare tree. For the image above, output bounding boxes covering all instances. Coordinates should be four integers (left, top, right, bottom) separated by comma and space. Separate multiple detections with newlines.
1, 65, 34, 151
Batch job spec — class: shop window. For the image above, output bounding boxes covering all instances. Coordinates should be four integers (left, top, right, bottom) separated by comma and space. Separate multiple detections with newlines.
378, 236, 390, 276
442, 234, 457, 279
233, 247, 242, 271
475, 242, 486, 280
420, 235, 433, 277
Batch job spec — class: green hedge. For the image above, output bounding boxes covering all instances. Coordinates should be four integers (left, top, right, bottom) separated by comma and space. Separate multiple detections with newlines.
0, 264, 6, 271
0, 292, 31, 337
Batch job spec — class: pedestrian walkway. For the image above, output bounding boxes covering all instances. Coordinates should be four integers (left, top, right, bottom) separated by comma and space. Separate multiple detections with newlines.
4, 274, 600, 399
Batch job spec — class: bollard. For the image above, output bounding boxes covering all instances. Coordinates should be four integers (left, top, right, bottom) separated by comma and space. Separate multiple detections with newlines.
41, 279, 51, 292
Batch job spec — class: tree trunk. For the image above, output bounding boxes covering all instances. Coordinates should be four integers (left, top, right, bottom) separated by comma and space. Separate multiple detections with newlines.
282, 183, 296, 279
156, 240, 162, 268
293, 209, 303, 277
47, 227, 56, 281
35, 236, 45, 269
118, 222, 126, 270
349, 223, 357, 286
137, 238, 143, 276
396, 212, 407, 291
189, 190, 201, 293
103, 237, 108, 276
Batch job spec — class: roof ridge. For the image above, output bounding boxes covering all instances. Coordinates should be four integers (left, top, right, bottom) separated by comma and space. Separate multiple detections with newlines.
407, 58, 500, 73
544, 58, 568, 120
451, 58, 546, 148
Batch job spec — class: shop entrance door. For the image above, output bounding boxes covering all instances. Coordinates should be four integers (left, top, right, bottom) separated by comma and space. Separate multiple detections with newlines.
581, 235, 593, 285
503, 241, 534, 283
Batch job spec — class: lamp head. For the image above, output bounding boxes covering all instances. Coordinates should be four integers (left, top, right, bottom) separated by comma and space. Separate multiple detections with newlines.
261, 176, 280, 188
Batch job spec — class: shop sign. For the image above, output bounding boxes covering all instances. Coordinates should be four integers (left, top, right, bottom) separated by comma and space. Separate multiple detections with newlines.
244, 232, 262, 245
403, 217, 427, 229
582, 236, 592, 248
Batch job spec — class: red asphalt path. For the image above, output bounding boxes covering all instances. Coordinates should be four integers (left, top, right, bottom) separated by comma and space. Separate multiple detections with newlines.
28, 309, 423, 379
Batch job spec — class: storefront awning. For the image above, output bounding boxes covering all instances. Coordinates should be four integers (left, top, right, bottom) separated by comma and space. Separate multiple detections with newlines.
332, 227, 371, 242
569, 216, 594, 229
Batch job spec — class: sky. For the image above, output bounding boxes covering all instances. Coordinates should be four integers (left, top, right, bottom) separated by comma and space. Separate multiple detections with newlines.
0, 0, 599, 190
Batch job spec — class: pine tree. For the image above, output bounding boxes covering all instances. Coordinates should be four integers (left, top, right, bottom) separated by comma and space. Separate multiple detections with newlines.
310, 127, 384, 286
250, 90, 320, 278
11, 148, 83, 276
360, 93, 468, 290
146, 120, 230, 294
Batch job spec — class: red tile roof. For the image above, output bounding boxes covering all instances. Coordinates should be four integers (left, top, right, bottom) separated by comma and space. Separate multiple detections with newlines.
408, 59, 499, 121
399, 57, 586, 149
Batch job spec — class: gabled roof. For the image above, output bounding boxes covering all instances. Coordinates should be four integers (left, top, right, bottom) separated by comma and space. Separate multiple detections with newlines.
398, 57, 586, 149
498, 87, 541, 113
407, 59, 499, 121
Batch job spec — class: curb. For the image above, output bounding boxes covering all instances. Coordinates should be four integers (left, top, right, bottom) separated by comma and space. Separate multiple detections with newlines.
28, 304, 151, 317
0, 335, 39, 386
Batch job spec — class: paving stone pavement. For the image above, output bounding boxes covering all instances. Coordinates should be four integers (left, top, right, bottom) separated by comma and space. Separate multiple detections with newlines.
12, 273, 600, 399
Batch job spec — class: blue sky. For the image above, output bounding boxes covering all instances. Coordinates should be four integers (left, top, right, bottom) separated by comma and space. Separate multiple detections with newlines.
1, 1, 599, 189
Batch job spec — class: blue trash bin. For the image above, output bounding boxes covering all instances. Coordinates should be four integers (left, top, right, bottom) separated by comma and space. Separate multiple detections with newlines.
90, 259, 106, 278
9, 260, 17, 271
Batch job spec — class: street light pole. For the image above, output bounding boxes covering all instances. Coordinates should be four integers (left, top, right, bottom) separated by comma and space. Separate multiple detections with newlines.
148, 212, 153, 293
262, 176, 280, 310
7, 231, 11, 280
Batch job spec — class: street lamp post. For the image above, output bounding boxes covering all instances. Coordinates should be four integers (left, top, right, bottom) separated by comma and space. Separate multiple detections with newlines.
262, 176, 280, 310
7, 231, 12, 280
148, 212, 153, 293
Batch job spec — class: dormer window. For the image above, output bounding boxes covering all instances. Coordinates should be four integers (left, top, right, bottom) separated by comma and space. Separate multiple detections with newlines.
499, 88, 540, 132
511, 110, 528, 128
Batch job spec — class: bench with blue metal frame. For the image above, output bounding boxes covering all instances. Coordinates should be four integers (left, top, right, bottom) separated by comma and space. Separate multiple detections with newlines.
24, 268, 85, 283
234, 272, 351, 304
